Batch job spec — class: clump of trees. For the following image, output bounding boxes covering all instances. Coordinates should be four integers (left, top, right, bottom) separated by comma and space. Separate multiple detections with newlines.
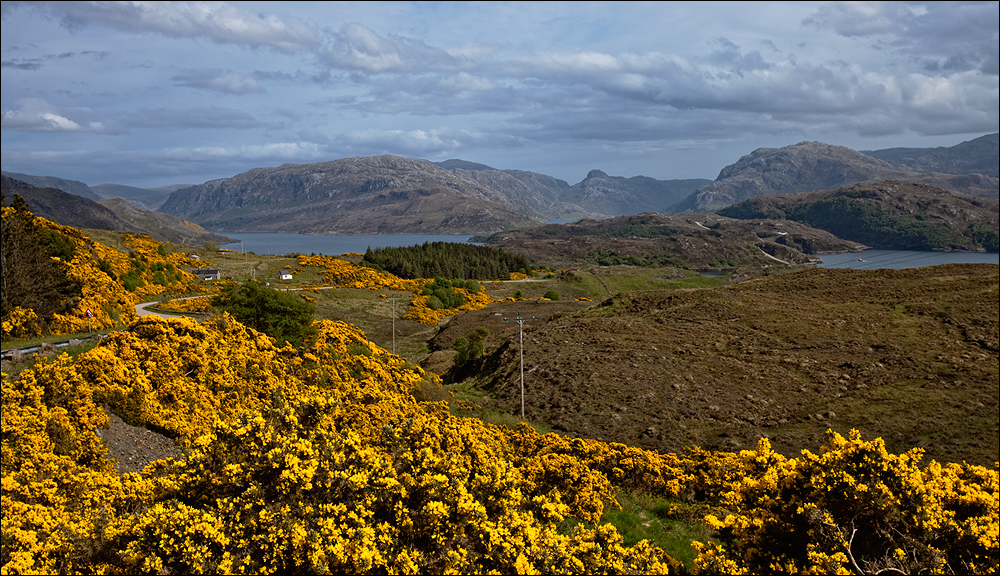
211, 281, 316, 347
361, 241, 529, 279
0, 194, 82, 327
422, 277, 467, 310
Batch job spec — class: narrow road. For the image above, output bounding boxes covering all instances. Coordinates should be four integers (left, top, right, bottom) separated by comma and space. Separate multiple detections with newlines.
134, 301, 188, 320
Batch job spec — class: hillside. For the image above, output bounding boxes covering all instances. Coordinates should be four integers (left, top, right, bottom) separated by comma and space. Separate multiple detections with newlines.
97, 198, 236, 247
1, 170, 101, 201
562, 170, 710, 218
440, 264, 999, 466
437, 161, 711, 220
2, 175, 140, 233
672, 140, 1000, 212
92, 183, 174, 210
863, 133, 999, 178
160, 155, 543, 234
475, 212, 862, 269
2, 176, 232, 248
718, 181, 999, 252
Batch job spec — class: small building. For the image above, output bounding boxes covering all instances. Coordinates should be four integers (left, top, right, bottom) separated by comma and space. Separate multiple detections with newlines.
277, 271, 293, 280
194, 269, 221, 281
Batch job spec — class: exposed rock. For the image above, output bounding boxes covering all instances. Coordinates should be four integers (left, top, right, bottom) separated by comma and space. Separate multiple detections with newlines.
863, 133, 998, 178
161, 155, 543, 234
673, 140, 999, 213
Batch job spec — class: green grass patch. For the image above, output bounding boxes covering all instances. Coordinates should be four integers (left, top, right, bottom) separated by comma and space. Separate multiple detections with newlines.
558, 491, 710, 571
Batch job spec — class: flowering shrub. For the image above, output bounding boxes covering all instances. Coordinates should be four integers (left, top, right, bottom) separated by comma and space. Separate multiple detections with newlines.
2, 309, 997, 574
1, 307, 39, 339
692, 432, 999, 575
155, 296, 214, 314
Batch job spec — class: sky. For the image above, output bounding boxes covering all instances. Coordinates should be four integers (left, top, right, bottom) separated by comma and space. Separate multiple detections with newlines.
2, 1, 998, 189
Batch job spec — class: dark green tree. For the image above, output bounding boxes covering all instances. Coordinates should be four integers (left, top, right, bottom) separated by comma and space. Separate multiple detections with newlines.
211, 281, 316, 347
0, 193, 82, 324
543, 290, 560, 301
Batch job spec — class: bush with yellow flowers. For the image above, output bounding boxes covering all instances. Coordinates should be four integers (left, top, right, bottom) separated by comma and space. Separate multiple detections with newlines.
2, 309, 997, 575
1, 307, 39, 339
690, 432, 999, 575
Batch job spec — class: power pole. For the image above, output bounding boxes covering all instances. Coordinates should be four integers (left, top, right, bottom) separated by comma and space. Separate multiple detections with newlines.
503, 315, 538, 419
389, 296, 397, 355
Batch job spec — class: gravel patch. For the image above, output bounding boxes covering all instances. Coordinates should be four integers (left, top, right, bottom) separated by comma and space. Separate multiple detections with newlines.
97, 409, 183, 474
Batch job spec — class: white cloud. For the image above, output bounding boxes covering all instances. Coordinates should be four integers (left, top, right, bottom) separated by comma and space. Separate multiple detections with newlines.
172, 69, 265, 95
1, 98, 108, 132
341, 128, 478, 156
32, 1, 318, 52
318, 22, 459, 73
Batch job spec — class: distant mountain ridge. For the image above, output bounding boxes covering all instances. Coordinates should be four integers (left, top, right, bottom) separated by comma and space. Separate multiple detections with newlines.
160, 155, 544, 234
863, 133, 998, 177
2, 171, 101, 201
434, 162, 710, 220
673, 135, 999, 212
1, 175, 232, 247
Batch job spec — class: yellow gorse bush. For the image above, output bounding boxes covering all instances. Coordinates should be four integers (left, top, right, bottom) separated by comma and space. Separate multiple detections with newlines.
2, 300, 997, 574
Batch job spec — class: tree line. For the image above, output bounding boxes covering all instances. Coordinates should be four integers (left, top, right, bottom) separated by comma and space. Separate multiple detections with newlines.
361, 241, 529, 280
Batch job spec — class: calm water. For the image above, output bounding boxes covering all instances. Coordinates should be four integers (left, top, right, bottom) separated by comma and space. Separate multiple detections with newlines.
217, 232, 999, 270
217, 232, 478, 256
817, 249, 998, 270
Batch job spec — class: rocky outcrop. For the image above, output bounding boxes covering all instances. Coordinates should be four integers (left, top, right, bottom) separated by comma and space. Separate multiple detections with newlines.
563, 170, 710, 217
863, 133, 998, 178
160, 155, 543, 234
673, 141, 999, 212
672, 142, 915, 212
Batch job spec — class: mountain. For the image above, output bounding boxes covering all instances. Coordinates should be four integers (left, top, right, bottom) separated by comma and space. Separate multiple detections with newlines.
563, 170, 710, 217
97, 198, 236, 247
160, 155, 543, 234
2, 175, 139, 232
717, 180, 999, 252
863, 133, 999, 178
672, 140, 999, 213
435, 162, 711, 220
1, 171, 101, 201
443, 167, 584, 219
1, 176, 232, 247
92, 183, 174, 210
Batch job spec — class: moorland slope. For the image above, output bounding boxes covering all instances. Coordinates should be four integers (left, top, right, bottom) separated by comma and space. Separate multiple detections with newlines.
718, 180, 1000, 252
439, 264, 999, 466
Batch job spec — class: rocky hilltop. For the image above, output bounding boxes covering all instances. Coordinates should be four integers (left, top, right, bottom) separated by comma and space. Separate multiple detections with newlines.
863, 133, 998, 178
161, 155, 542, 234
718, 181, 999, 252
561, 170, 710, 218
437, 161, 711, 220
673, 140, 999, 212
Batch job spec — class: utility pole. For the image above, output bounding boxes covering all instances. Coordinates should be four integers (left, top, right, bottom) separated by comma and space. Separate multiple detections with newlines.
389, 296, 397, 355
503, 315, 538, 419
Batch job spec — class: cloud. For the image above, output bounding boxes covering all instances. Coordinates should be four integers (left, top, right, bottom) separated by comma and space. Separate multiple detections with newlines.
122, 106, 263, 130
1, 98, 110, 132
28, 1, 318, 53
318, 23, 460, 73
172, 69, 265, 95
339, 127, 485, 157
804, 1, 999, 76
